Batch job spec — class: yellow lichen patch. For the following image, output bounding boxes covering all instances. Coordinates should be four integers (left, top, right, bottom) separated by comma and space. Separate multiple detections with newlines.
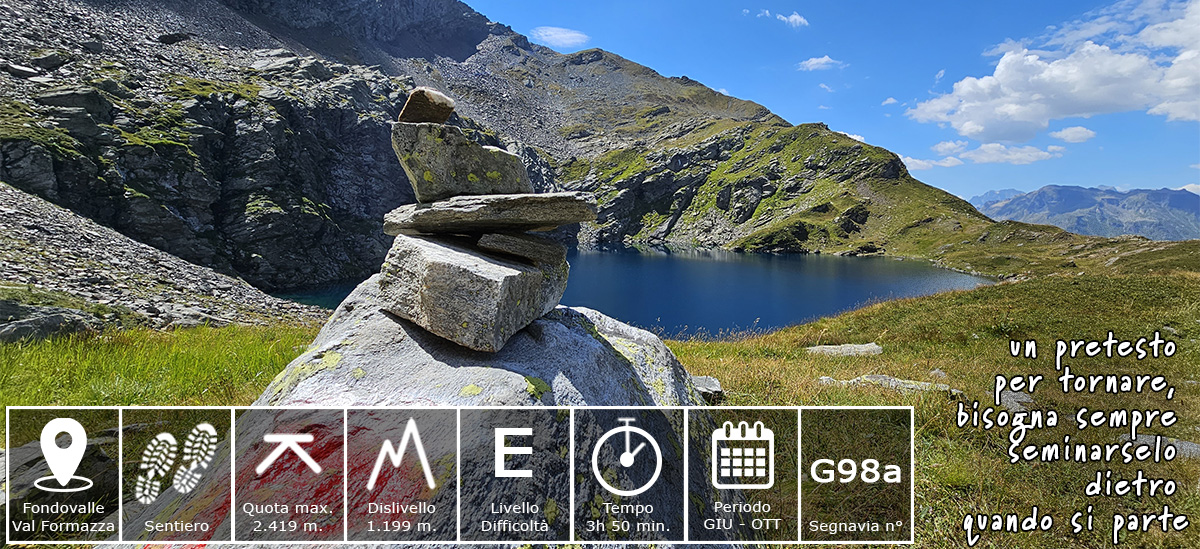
265, 349, 344, 404
524, 376, 552, 400
608, 337, 642, 362
460, 384, 483, 397
650, 378, 667, 398
320, 351, 342, 368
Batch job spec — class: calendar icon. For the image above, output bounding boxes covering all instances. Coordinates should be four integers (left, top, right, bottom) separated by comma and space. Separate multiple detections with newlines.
711, 420, 774, 489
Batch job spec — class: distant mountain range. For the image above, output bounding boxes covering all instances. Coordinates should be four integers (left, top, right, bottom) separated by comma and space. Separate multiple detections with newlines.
971, 186, 1200, 241
968, 189, 1024, 208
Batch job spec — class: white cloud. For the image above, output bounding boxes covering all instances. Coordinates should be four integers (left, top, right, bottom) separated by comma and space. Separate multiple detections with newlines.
717, 88, 730, 95
881, 97, 899, 106
902, 156, 965, 170
934, 69, 946, 83
1192, 163, 1200, 169
838, 131, 865, 141
1050, 126, 1097, 142
529, 26, 590, 49
757, 9, 771, 17
797, 55, 845, 71
743, 8, 750, 15
776, 11, 809, 27
907, 0, 1200, 142
819, 83, 834, 92
817, 105, 832, 110
1041, 0, 1192, 50
1179, 183, 1200, 195
959, 143, 1065, 164
983, 38, 1030, 57
931, 140, 968, 155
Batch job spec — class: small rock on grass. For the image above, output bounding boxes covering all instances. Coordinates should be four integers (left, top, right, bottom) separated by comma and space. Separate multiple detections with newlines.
1120, 434, 1200, 460
988, 389, 1035, 412
819, 374, 964, 398
691, 375, 724, 404
807, 342, 883, 356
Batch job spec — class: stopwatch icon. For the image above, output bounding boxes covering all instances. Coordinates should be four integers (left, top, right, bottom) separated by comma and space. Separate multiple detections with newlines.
591, 417, 662, 496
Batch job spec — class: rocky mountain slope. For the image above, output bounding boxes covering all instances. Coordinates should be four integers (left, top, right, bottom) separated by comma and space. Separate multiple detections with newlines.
976, 185, 1200, 241
0, 0, 516, 291
0, 181, 323, 327
2, 0, 1196, 315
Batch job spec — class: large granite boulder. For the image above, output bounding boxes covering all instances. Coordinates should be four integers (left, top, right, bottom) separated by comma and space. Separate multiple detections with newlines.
257, 273, 703, 407
383, 191, 597, 235
0, 301, 102, 342
376, 233, 570, 352
391, 122, 533, 203
100, 277, 728, 547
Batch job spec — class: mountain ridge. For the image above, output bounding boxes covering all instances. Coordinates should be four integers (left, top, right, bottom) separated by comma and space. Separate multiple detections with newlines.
968, 188, 1023, 209
977, 185, 1200, 241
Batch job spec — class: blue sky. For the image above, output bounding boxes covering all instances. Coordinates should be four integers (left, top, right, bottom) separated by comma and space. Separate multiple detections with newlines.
467, 0, 1200, 199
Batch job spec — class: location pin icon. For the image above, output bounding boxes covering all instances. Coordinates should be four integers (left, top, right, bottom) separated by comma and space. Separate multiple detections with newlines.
40, 418, 87, 487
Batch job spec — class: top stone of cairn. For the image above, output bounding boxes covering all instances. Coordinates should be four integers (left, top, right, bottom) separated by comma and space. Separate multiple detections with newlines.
391, 87, 533, 203
398, 86, 457, 124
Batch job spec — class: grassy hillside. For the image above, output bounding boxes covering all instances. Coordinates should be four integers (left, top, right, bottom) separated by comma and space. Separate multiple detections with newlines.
562, 119, 1199, 280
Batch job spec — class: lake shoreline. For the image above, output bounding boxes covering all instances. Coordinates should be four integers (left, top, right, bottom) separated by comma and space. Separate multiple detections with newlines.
273, 247, 993, 338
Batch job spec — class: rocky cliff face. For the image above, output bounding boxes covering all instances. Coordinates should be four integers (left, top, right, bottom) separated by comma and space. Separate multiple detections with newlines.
222, 0, 496, 61
0, 0, 526, 290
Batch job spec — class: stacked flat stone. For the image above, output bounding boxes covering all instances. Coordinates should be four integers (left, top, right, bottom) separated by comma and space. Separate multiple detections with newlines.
378, 87, 597, 353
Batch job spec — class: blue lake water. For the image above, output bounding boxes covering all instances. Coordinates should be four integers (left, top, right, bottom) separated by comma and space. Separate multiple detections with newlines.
277, 249, 991, 337
560, 249, 990, 336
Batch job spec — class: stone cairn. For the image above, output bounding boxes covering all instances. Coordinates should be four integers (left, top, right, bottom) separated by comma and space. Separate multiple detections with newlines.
378, 87, 597, 352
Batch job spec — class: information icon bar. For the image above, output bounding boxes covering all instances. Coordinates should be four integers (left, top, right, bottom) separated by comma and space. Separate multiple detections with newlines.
5, 405, 912, 545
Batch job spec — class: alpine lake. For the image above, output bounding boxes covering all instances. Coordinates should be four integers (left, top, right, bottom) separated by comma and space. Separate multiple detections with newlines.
276, 248, 992, 338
